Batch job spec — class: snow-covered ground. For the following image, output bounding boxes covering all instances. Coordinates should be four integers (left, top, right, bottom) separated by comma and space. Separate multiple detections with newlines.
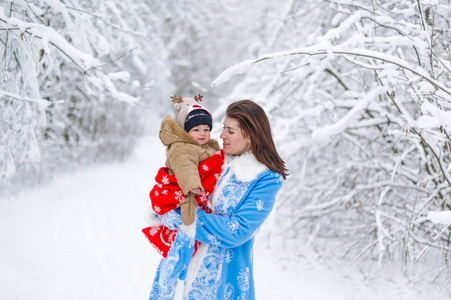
0, 136, 443, 299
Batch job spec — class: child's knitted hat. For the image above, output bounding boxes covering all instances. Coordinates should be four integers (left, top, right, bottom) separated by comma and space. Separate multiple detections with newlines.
172, 94, 213, 132
184, 109, 212, 132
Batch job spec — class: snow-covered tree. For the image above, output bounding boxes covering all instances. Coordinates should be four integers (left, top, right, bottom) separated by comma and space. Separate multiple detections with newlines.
155, 0, 289, 108
0, 0, 288, 196
212, 0, 451, 289
0, 0, 173, 195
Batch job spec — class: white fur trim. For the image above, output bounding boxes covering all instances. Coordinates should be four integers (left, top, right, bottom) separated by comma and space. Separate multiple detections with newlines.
184, 243, 209, 298
229, 151, 268, 182
174, 279, 184, 300
143, 206, 163, 226
179, 222, 196, 239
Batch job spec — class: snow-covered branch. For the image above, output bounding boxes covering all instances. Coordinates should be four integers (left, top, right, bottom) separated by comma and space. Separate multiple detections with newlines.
311, 86, 387, 141
0, 90, 52, 107
0, 14, 96, 72
0, 0, 172, 195
213, 0, 451, 286
428, 211, 451, 226
213, 45, 451, 98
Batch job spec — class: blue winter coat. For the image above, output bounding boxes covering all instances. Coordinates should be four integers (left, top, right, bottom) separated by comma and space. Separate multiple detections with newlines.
149, 151, 283, 300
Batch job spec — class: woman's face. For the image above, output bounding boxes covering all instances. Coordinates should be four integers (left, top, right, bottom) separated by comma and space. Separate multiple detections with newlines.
220, 116, 251, 155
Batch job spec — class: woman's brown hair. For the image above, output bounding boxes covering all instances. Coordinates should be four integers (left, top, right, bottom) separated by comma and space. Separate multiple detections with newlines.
226, 100, 288, 179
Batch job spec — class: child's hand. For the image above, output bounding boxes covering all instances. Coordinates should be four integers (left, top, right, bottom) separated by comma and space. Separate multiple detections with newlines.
189, 187, 201, 195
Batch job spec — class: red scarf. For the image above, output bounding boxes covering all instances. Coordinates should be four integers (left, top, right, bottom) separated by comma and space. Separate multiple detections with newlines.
142, 150, 224, 257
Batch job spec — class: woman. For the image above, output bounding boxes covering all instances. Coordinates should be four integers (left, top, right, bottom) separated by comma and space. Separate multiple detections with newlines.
149, 100, 288, 300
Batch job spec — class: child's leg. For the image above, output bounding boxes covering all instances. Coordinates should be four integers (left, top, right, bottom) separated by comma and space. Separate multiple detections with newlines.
180, 193, 196, 225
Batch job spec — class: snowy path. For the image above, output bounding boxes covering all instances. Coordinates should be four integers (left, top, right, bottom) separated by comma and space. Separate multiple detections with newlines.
0, 137, 430, 300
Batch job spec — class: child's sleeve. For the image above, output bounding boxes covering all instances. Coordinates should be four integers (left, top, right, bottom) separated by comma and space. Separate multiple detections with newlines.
169, 144, 204, 195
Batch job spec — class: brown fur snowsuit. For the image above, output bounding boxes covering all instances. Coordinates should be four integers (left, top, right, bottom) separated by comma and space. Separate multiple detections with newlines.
159, 114, 220, 198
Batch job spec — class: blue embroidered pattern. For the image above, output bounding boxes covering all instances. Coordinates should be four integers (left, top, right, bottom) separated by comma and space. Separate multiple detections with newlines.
149, 166, 282, 300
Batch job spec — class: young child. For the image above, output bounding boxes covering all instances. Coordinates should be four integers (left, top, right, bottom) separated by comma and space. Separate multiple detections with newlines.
143, 94, 223, 257
159, 94, 220, 225
142, 94, 224, 279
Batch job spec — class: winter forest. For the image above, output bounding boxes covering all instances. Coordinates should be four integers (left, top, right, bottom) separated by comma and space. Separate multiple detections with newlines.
1, 0, 451, 298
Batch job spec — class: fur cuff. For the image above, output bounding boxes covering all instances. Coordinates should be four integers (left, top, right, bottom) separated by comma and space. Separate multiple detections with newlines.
143, 206, 163, 226
179, 222, 196, 239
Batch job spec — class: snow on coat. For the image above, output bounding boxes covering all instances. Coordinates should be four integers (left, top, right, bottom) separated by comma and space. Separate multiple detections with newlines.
149, 151, 283, 300
159, 115, 220, 195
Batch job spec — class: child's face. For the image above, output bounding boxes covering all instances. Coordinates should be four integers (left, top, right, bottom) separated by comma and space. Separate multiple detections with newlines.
188, 124, 211, 145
